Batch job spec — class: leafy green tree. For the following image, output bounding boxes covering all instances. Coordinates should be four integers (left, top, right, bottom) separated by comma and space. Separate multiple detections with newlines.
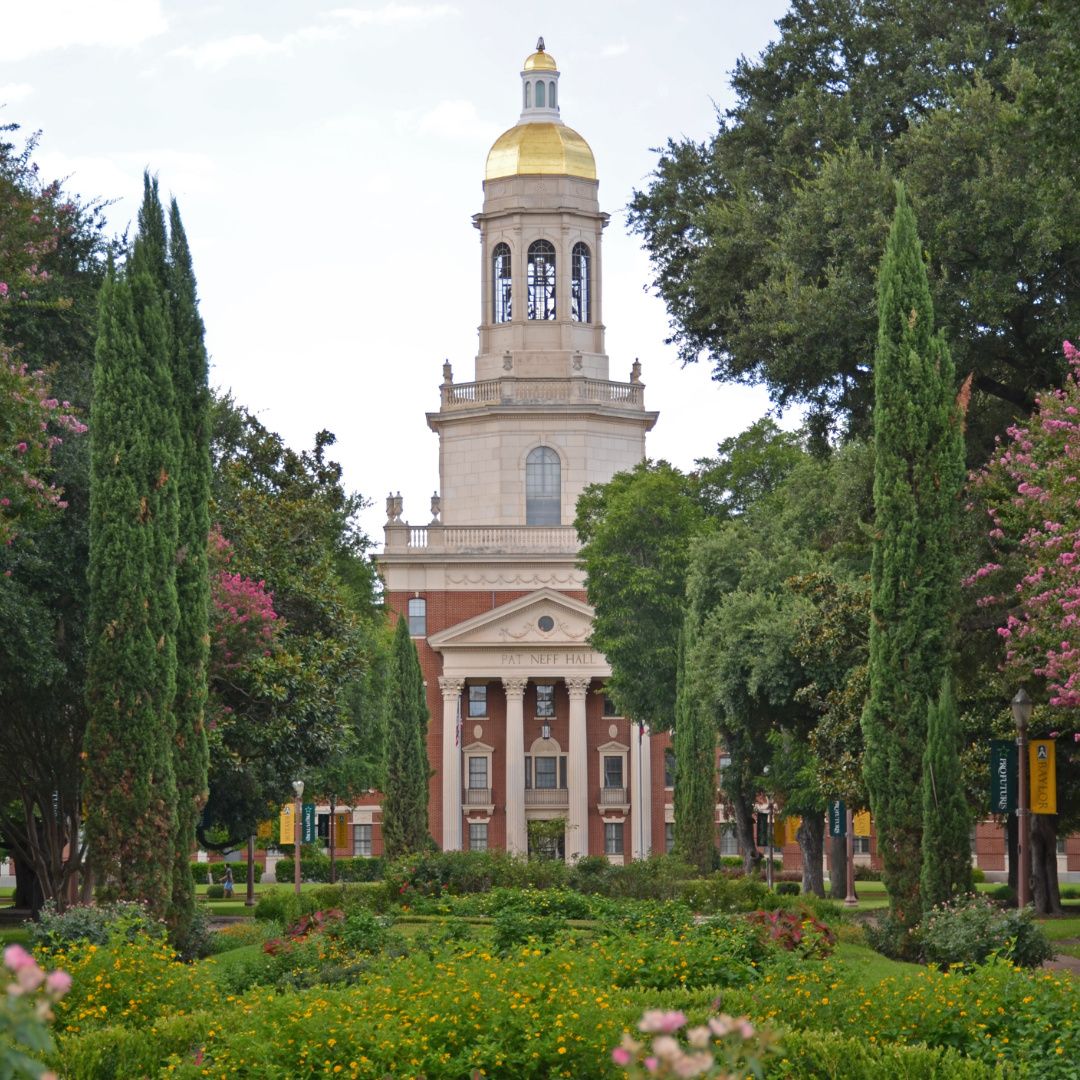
672, 627, 715, 873
575, 461, 705, 730
921, 676, 973, 909
628, 1, 1077, 452
862, 185, 965, 927
382, 615, 431, 858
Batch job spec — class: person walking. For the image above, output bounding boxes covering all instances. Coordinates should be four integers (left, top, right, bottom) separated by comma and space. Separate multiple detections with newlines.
223, 865, 234, 899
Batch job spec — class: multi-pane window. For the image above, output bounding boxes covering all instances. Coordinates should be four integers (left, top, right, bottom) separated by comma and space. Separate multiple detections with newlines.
602, 695, 619, 717
719, 823, 740, 856
527, 239, 556, 320
353, 824, 373, 857
665, 823, 675, 854
853, 836, 872, 856
535, 682, 555, 717
571, 242, 590, 322
468, 756, 488, 789
407, 597, 426, 637
525, 754, 567, 789
717, 754, 731, 786
492, 242, 511, 323
468, 684, 487, 718
604, 822, 624, 855
526, 447, 561, 525
603, 755, 624, 789
469, 822, 488, 851
661, 749, 675, 787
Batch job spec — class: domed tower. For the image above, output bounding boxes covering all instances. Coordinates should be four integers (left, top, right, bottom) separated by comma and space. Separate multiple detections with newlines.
380, 41, 661, 864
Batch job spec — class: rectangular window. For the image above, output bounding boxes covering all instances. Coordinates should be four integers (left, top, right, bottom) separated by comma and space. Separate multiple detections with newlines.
468, 684, 487, 717
604, 822, 624, 855
469, 822, 488, 852
407, 597, 426, 637
719, 823, 740, 856
717, 754, 731, 787
534, 756, 558, 789
603, 755, 624, 789
353, 824, 372, 857
664, 748, 676, 788
1057, 836, 1066, 856
602, 695, 619, 717
524, 755, 532, 789
535, 684, 555, 717
317, 813, 330, 841
468, 756, 488, 789
665, 823, 675, 854
853, 836, 871, 856
559, 755, 567, 790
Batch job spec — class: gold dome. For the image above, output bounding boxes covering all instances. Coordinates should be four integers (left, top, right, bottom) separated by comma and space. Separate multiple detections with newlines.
485, 122, 596, 181
523, 48, 557, 72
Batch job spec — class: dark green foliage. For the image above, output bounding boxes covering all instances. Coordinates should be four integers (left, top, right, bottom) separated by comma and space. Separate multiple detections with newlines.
673, 628, 716, 873
271, 856, 383, 884
574, 461, 704, 729
862, 185, 965, 927
381, 616, 431, 858
84, 251, 177, 918
921, 677, 973, 910
918, 893, 1053, 969
164, 198, 211, 948
627, 1, 1078, 453
191, 861, 263, 885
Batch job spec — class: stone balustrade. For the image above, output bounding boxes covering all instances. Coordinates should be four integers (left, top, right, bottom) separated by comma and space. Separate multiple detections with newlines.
524, 787, 570, 808
385, 524, 580, 554
440, 376, 643, 410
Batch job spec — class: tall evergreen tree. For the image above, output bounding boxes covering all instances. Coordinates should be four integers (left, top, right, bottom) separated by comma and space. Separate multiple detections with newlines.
861, 184, 964, 927
84, 255, 177, 916
164, 197, 211, 948
920, 675, 973, 909
382, 615, 431, 858
673, 626, 716, 874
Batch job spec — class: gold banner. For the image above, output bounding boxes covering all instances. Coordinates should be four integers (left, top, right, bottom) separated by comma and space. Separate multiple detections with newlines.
853, 810, 871, 838
335, 813, 350, 849
256, 819, 274, 841
279, 803, 295, 845
775, 815, 801, 846
1029, 740, 1057, 814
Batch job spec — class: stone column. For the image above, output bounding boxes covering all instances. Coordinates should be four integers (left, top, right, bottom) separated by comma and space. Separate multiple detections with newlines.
565, 676, 591, 861
439, 677, 464, 851
630, 723, 653, 859
502, 677, 528, 855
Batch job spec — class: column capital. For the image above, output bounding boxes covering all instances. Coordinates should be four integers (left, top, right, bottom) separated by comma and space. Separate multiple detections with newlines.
564, 676, 591, 699
502, 676, 529, 698
438, 676, 465, 695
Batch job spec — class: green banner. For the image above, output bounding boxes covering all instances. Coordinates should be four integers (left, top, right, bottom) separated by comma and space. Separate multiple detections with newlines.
989, 739, 1017, 814
302, 803, 316, 844
828, 799, 846, 837
756, 812, 770, 847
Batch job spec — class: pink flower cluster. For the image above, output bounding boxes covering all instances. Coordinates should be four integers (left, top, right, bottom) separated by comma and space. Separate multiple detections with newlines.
2, 943, 71, 1080
612, 1008, 772, 1078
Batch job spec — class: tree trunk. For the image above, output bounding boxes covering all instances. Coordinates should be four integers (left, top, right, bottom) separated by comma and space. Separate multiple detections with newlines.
329, 794, 337, 885
13, 859, 43, 914
797, 814, 826, 897
1006, 814, 1018, 898
729, 791, 762, 875
1030, 815, 1063, 915
829, 834, 847, 900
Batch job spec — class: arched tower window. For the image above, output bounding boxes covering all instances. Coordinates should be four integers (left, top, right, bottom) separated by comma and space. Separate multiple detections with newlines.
549, 81, 556, 108
527, 240, 556, 320
571, 242, 591, 323
524, 81, 531, 109
535, 80, 546, 108
492, 242, 512, 323
526, 446, 561, 525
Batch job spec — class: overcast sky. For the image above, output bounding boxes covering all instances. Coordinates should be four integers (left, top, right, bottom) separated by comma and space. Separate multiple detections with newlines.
3, 0, 796, 543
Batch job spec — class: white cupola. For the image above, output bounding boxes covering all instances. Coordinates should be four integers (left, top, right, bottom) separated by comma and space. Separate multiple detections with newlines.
519, 37, 561, 123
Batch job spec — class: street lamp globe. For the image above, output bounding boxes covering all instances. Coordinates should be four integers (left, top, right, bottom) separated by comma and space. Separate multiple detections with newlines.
292, 780, 304, 798
1011, 688, 1033, 733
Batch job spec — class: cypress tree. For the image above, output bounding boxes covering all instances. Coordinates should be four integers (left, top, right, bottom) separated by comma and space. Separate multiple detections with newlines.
920, 675, 973, 910
165, 197, 211, 948
861, 184, 964, 927
84, 245, 178, 916
382, 615, 431, 858
673, 626, 716, 874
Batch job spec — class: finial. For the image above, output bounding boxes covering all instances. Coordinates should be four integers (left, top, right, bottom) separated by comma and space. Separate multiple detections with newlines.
536, 36, 545, 52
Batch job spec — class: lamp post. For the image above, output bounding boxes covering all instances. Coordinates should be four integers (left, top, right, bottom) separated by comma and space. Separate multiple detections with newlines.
292, 779, 304, 898
844, 806, 858, 907
1011, 689, 1033, 909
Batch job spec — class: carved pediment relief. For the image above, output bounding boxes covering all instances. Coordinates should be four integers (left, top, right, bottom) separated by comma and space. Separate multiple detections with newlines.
428, 588, 594, 650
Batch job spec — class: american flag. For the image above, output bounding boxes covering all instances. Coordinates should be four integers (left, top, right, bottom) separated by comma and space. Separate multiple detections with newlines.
455, 695, 462, 747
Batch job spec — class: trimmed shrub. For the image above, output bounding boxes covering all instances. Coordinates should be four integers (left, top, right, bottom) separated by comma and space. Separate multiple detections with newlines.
776, 881, 800, 896
253, 889, 321, 926
919, 893, 1053, 969
191, 861, 262, 885
971, 866, 986, 883
491, 909, 565, 954
989, 884, 1016, 905
205, 884, 225, 900
679, 874, 776, 913
853, 864, 882, 881
31, 900, 163, 950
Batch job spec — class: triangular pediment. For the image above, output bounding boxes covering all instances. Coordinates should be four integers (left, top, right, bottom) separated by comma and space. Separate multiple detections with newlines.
428, 588, 594, 650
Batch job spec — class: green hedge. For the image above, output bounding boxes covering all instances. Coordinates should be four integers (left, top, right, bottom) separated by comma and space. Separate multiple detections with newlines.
272, 855, 385, 884
191, 861, 262, 884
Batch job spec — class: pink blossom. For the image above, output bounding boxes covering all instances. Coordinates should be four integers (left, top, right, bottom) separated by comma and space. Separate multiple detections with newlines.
3, 944, 34, 972
15, 442, 28, 454
45, 969, 72, 996
611, 1047, 631, 1066
639, 1010, 688, 1034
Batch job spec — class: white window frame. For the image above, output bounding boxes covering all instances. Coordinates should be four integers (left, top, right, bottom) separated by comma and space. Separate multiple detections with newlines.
469, 821, 488, 851
407, 597, 426, 637
353, 823, 373, 857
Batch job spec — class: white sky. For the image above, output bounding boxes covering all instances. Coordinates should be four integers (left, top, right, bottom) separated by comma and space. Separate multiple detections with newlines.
3, 0, 797, 543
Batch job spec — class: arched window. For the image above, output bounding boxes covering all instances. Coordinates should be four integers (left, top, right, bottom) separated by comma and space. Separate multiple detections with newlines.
549, 81, 556, 108
493, 242, 512, 323
527, 240, 556, 320
535, 80, 546, 108
571, 242, 591, 323
526, 446, 561, 525
525, 81, 531, 109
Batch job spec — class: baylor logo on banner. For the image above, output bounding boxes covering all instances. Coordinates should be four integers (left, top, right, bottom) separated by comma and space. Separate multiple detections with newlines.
989, 740, 1017, 813
1029, 740, 1057, 815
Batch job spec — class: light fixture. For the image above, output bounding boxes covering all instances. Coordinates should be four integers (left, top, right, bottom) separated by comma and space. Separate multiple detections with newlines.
541, 722, 551, 741
292, 780, 304, 798
1011, 688, 1033, 733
